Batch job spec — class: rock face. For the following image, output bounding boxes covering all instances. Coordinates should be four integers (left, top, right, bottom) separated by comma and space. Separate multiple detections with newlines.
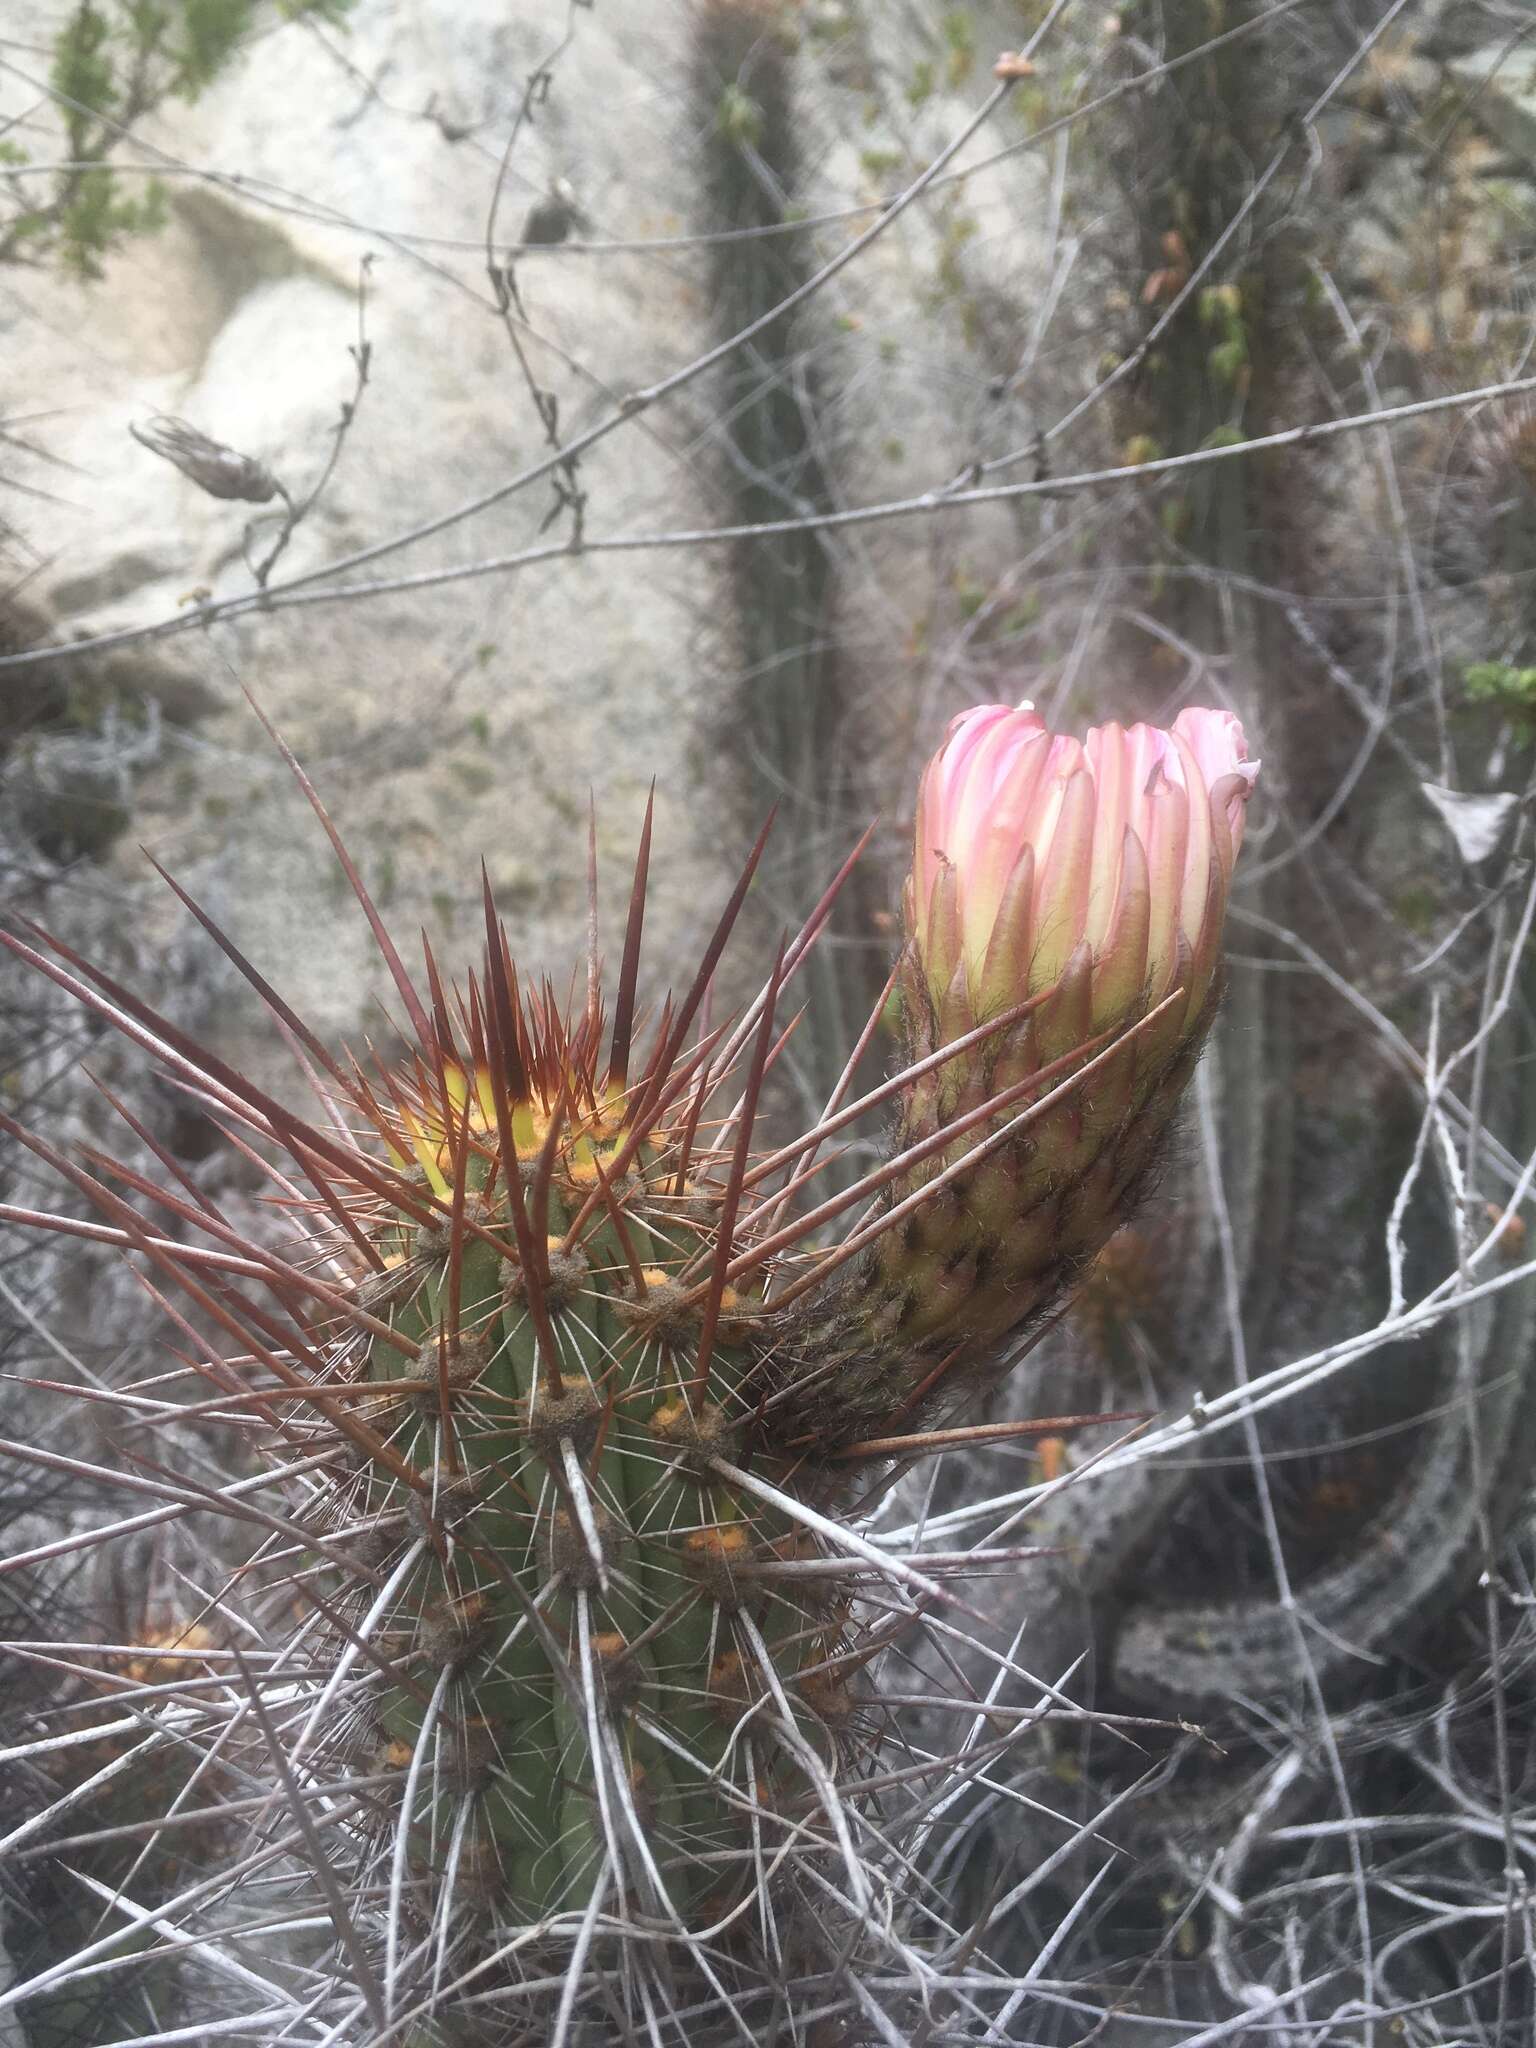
0, 0, 1057, 1083
1448, 43, 1536, 161
3, 3, 726, 1068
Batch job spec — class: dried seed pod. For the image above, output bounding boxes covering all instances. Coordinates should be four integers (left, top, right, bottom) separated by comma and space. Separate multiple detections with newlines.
129, 414, 284, 503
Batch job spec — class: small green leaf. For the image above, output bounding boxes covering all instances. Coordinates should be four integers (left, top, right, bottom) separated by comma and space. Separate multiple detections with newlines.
1208, 336, 1248, 387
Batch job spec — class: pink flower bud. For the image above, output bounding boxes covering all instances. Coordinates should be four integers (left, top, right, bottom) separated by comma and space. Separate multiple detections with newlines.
774, 702, 1258, 1451
762, 698, 1261, 1442
910, 701, 1256, 1035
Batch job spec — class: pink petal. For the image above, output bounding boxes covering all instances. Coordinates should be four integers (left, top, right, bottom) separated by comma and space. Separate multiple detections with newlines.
1140, 768, 1190, 1000
1083, 722, 1132, 953
1093, 825, 1151, 1020
1172, 706, 1249, 792
1031, 764, 1096, 989
1168, 727, 1214, 953
977, 843, 1037, 1019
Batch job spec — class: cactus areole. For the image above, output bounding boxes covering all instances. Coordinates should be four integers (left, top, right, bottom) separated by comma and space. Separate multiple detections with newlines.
2, 700, 1252, 2042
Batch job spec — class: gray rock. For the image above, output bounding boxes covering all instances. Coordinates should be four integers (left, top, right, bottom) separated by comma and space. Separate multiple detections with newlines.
1447, 42, 1536, 161
0, 0, 1052, 1087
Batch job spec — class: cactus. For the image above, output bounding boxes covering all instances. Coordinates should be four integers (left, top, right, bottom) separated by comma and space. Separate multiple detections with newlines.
0, 701, 1252, 2044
